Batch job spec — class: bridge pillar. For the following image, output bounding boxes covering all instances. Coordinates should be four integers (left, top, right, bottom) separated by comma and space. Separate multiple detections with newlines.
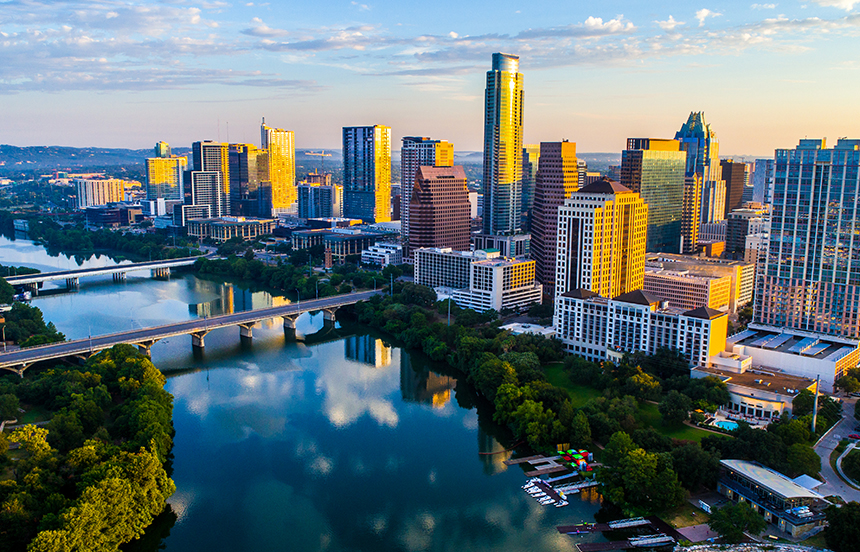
113, 272, 127, 282
152, 267, 171, 278
66, 278, 79, 290
136, 339, 159, 356
282, 315, 298, 330
191, 331, 209, 349
323, 308, 337, 323
27, 283, 39, 296
239, 323, 254, 339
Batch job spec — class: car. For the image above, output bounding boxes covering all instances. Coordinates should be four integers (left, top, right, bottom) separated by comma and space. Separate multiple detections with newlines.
849, 434, 860, 439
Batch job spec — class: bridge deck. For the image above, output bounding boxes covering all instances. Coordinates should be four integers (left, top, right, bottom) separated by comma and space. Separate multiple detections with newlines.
5, 255, 208, 285
0, 290, 379, 372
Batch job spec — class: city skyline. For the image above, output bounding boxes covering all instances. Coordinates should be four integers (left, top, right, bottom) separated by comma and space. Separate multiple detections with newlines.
1, 1, 859, 155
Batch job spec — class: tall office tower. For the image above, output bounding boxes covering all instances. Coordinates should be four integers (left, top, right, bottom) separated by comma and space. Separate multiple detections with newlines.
297, 180, 343, 219
261, 120, 296, 216
752, 158, 774, 205
343, 125, 392, 223
621, 138, 686, 253
146, 155, 187, 201
482, 52, 524, 236
674, 111, 725, 223
577, 160, 588, 190
754, 138, 860, 338
75, 178, 125, 208
555, 178, 648, 299
400, 137, 453, 246
408, 165, 471, 253
521, 144, 540, 229
228, 143, 262, 216
154, 141, 171, 158
681, 175, 702, 254
192, 141, 230, 216
530, 141, 579, 296
721, 159, 747, 217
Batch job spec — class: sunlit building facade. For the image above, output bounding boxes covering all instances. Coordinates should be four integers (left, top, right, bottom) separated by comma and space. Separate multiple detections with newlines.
145, 155, 187, 202
343, 125, 392, 223
674, 111, 725, 224
261, 120, 296, 216
75, 178, 125, 209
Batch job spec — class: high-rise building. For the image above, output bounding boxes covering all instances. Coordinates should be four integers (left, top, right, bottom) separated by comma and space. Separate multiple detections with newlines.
261, 120, 296, 216
674, 112, 725, 224
554, 178, 648, 300
754, 138, 860, 338
721, 159, 747, 217
752, 158, 774, 205
343, 125, 392, 223
521, 144, 540, 229
408, 165, 470, 253
726, 206, 768, 254
192, 140, 230, 216
154, 141, 171, 158
530, 141, 579, 296
228, 143, 263, 216
75, 178, 125, 208
621, 138, 686, 253
297, 176, 343, 219
146, 155, 187, 202
400, 137, 453, 246
681, 175, 702, 254
482, 53, 524, 236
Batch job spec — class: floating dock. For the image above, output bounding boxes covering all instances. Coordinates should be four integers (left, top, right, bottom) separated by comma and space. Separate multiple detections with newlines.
553, 479, 600, 494
575, 534, 674, 551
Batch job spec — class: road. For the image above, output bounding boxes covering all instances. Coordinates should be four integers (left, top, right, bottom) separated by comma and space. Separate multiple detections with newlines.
0, 290, 380, 372
814, 397, 860, 502
5, 254, 208, 285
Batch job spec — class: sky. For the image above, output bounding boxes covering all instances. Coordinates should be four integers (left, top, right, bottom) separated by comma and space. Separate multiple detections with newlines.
1, 0, 859, 156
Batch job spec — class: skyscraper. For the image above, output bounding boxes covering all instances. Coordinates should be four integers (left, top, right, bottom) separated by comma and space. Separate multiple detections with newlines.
752, 158, 774, 205
400, 137, 453, 246
681, 175, 702, 254
620, 138, 686, 253
674, 112, 725, 224
721, 159, 747, 217
297, 173, 342, 219
154, 141, 171, 158
228, 143, 263, 216
521, 144, 540, 230
555, 178, 648, 299
754, 138, 860, 338
343, 125, 392, 223
146, 155, 187, 201
191, 141, 230, 216
408, 165, 470, 253
482, 52, 524, 237
261, 120, 296, 216
530, 141, 579, 296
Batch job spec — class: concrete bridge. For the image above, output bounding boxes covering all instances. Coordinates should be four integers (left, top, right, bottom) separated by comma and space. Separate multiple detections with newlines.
5, 254, 209, 293
0, 290, 380, 376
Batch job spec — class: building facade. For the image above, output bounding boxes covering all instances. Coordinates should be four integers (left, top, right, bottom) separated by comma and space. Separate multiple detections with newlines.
187, 216, 276, 242
145, 155, 187, 202
228, 143, 265, 217
726, 207, 768, 254
192, 141, 230, 216
361, 242, 403, 267
555, 179, 648, 299
343, 125, 392, 223
621, 138, 687, 253
400, 137, 453, 246
674, 111, 725, 224
643, 267, 732, 312
261, 120, 296, 216
754, 138, 860, 338
752, 158, 774, 205
681, 175, 702, 254
189, 171, 227, 218
521, 144, 540, 229
297, 180, 343, 220
721, 159, 747, 217
529, 141, 579, 296
645, 252, 755, 313
75, 178, 125, 208
482, 52, 524, 237
407, 165, 470, 253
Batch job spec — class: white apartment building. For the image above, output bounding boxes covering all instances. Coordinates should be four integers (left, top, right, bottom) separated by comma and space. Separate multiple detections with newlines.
361, 242, 403, 267
554, 288, 728, 367
75, 178, 125, 209
414, 247, 542, 313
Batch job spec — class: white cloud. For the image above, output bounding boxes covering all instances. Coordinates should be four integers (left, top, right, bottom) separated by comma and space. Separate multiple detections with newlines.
351, 1, 370, 10
695, 8, 723, 26
655, 15, 685, 30
811, 0, 860, 9
751, 3, 778, 8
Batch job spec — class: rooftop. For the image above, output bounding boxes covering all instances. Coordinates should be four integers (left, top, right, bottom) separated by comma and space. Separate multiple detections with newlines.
683, 305, 725, 320
720, 459, 823, 501
577, 177, 632, 195
729, 325, 858, 362
694, 365, 816, 396
614, 289, 660, 306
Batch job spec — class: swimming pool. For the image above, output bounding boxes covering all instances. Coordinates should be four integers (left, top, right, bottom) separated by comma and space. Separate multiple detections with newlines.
714, 420, 739, 431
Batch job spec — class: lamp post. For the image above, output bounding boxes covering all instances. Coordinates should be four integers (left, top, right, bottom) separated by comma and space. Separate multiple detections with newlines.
296, 289, 301, 306
315, 279, 319, 299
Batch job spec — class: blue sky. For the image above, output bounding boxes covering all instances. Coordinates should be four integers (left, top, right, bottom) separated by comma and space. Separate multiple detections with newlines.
1, 0, 859, 155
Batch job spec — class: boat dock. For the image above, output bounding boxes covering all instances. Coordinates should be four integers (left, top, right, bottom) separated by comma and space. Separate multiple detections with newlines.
575, 534, 675, 551
553, 479, 600, 494
504, 455, 545, 465
557, 517, 651, 534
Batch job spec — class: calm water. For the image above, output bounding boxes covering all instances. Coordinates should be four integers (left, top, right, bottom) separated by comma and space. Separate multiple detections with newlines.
2, 235, 605, 552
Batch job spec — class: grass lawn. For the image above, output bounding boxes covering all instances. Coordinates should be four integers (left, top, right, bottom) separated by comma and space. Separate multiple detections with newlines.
544, 363, 602, 408
663, 501, 709, 529
638, 403, 715, 443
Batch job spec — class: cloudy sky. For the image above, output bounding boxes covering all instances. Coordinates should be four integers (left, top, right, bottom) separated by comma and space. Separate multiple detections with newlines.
1, 0, 859, 155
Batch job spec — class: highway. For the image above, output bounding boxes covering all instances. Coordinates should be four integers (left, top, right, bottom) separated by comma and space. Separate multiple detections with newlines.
5, 254, 208, 285
0, 290, 380, 374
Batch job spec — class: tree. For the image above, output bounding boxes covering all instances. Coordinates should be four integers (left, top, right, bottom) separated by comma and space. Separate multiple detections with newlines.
570, 410, 592, 448
622, 369, 662, 401
785, 443, 820, 477
825, 501, 860, 552
671, 443, 720, 490
10, 425, 52, 460
836, 376, 860, 394
0, 393, 19, 420
0, 276, 14, 304
659, 390, 692, 424
708, 501, 766, 543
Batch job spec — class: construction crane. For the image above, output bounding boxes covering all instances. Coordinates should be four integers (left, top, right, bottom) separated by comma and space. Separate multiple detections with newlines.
306, 151, 332, 172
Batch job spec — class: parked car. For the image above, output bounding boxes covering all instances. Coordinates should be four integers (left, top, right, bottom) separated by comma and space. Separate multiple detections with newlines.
849, 434, 860, 439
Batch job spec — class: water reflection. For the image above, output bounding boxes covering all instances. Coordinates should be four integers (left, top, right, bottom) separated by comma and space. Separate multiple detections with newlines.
400, 352, 456, 409
344, 334, 392, 368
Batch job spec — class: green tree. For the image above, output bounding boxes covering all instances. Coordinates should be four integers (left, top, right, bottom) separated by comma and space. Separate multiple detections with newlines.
708, 501, 766, 543
0, 276, 14, 304
0, 392, 20, 420
570, 410, 592, 448
9, 425, 52, 460
836, 376, 860, 393
658, 390, 692, 424
825, 501, 860, 552
785, 443, 820, 477
671, 443, 720, 490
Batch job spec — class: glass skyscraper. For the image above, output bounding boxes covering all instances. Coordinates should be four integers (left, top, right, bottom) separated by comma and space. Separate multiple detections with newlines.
620, 138, 686, 253
343, 125, 392, 223
261, 119, 296, 216
755, 138, 860, 338
482, 53, 524, 236
674, 111, 725, 224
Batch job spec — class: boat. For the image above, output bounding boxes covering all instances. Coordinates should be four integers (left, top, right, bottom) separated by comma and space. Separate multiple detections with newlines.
555, 500, 568, 508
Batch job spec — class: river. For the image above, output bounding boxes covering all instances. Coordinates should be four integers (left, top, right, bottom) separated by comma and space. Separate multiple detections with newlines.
1, 235, 606, 552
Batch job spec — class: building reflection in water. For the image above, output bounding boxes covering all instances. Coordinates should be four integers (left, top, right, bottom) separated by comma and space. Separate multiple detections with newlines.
187, 279, 290, 328
344, 334, 392, 368
400, 353, 456, 408
477, 426, 511, 475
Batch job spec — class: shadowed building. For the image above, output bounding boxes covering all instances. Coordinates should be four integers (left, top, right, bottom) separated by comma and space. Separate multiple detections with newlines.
521, 144, 540, 230
400, 137, 453, 247
192, 140, 230, 216
343, 125, 392, 223
721, 159, 747, 217
407, 165, 470, 253
529, 141, 579, 296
